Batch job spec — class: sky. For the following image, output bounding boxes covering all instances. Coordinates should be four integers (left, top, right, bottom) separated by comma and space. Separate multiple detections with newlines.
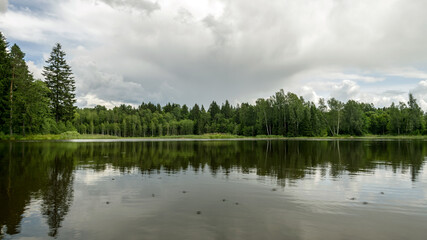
1, 0, 427, 109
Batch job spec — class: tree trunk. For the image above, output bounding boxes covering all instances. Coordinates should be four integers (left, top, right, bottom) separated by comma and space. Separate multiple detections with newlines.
296, 122, 299, 135
336, 110, 340, 136
264, 110, 269, 135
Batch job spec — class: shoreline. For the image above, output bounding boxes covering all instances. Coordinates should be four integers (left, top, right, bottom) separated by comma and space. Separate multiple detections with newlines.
3, 134, 427, 142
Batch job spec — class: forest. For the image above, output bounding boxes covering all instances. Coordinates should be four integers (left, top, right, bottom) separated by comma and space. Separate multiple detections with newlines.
1, 32, 426, 138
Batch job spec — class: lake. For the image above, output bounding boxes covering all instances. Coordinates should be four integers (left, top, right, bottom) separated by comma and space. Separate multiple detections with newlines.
1, 140, 427, 239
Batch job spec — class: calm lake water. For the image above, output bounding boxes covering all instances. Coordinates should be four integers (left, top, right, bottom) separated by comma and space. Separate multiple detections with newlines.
1, 140, 427, 239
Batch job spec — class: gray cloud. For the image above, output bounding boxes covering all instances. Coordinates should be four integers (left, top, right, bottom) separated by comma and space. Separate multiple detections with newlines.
0, 0, 7, 13
175, 8, 192, 24
99, 0, 160, 14
2, 0, 427, 108
202, 14, 232, 46
382, 90, 406, 96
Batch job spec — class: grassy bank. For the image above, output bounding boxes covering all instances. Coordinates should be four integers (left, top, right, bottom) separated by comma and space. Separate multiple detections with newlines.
0, 131, 119, 141
1, 132, 245, 141
2, 131, 427, 141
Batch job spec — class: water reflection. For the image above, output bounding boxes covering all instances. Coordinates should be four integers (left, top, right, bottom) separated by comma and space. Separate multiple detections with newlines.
0, 142, 75, 238
41, 156, 74, 237
0, 140, 426, 238
66, 140, 424, 182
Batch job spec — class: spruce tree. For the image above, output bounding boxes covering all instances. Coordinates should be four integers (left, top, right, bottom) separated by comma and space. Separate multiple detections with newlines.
0, 32, 11, 133
10, 44, 50, 135
42, 43, 76, 122
9, 44, 29, 135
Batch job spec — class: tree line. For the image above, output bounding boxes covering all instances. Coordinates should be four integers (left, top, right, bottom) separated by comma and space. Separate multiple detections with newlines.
1, 31, 426, 137
74, 90, 425, 137
0, 32, 75, 137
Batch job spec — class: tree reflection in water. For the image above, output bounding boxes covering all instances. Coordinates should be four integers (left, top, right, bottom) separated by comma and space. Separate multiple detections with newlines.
0, 140, 426, 238
41, 156, 74, 237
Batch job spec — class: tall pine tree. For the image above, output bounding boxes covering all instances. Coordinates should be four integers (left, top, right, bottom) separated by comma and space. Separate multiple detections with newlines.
0, 32, 11, 133
42, 43, 76, 122
10, 44, 50, 135
9, 44, 29, 135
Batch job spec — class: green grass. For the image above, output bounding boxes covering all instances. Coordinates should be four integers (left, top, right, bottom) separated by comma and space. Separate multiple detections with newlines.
281, 135, 427, 140
1, 131, 119, 141
147, 133, 244, 139
2, 132, 427, 141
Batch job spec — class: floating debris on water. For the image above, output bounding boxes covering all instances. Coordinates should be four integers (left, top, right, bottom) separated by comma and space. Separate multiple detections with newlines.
380, 192, 384, 195
350, 197, 356, 200
222, 199, 226, 202
196, 211, 201, 215
272, 188, 277, 191
106, 201, 110, 204
182, 191, 187, 194
235, 202, 239, 205
363, 202, 368, 205
152, 194, 155, 197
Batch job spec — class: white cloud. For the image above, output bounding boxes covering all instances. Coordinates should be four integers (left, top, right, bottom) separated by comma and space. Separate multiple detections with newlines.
357, 92, 407, 108
292, 78, 415, 109
2, 0, 427, 108
410, 80, 427, 110
27, 60, 43, 80
77, 94, 133, 109
299, 86, 320, 104
352, 80, 427, 110
330, 80, 360, 102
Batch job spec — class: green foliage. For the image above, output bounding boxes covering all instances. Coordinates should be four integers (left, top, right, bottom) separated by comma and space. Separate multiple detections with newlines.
0, 32, 11, 133
60, 131, 80, 138
179, 119, 194, 135
0, 33, 52, 136
42, 118, 59, 134
342, 100, 366, 136
326, 98, 344, 136
70, 91, 427, 138
42, 43, 76, 122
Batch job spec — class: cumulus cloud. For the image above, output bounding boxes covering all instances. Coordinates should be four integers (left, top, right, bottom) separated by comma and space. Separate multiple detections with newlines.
1, 0, 427, 109
299, 86, 320, 104
410, 80, 427, 110
291, 78, 414, 109
77, 94, 132, 109
330, 80, 360, 101
357, 92, 407, 108
26, 60, 43, 80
